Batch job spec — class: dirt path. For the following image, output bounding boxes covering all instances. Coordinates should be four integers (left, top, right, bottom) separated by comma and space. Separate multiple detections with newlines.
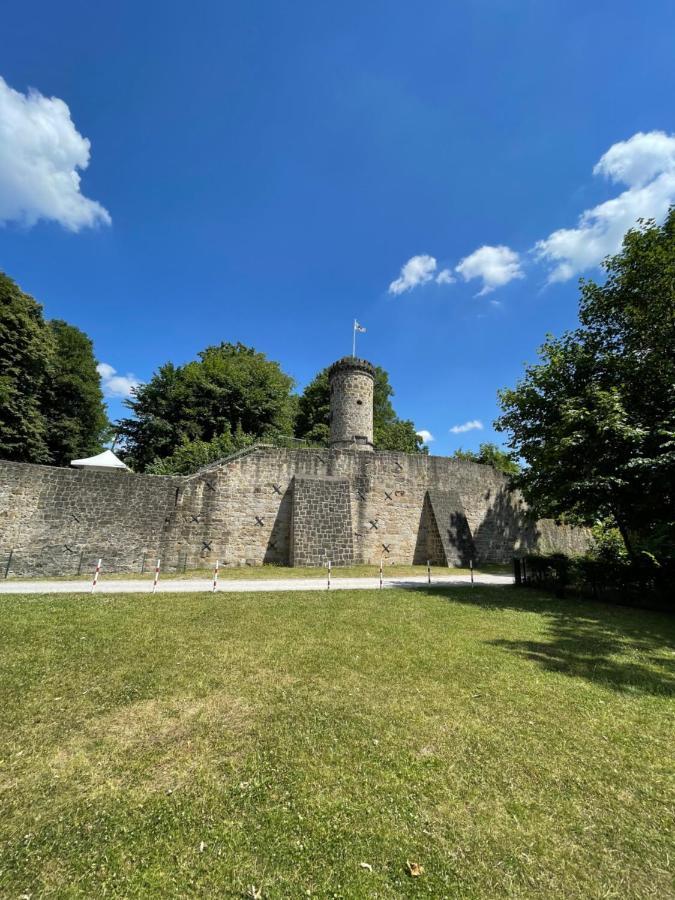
0, 573, 513, 594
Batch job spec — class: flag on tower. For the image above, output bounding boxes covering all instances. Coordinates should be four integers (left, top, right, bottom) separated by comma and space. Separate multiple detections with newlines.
352, 319, 367, 356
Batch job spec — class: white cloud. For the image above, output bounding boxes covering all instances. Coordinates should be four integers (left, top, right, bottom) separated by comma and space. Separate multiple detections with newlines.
386, 132, 675, 296
455, 245, 523, 295
435, 268, 455, 285
416, 429, 434, 443
0, 76, 110, 231
535, 131, 675, 282
593, 130, 675, 187
388, 254, 437, 294
97, 362, 140, 398
450, 419, 483, 434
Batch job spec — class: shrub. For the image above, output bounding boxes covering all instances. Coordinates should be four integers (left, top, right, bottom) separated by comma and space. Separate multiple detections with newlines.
519, 551, 673, 611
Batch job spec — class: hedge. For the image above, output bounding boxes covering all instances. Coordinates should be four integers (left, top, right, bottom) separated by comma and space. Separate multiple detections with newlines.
515, 552, 673, 612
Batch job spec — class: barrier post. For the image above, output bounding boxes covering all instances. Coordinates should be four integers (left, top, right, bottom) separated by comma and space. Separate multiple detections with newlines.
90, 558, 102, 593
427, 559, 431, 585
470, 558, 474, 587
327, 560, 331, 591
379, 558, 383, 589
152, 558, 161, 593
212, 559, 219, 593
4, 549, 13, 580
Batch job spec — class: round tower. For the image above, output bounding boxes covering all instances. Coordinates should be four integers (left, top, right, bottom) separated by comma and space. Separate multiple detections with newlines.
328, 356, 375, 451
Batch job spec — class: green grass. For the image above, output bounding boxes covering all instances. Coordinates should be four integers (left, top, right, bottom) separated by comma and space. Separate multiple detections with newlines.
8, 562, 510, 582
0, 587, 672, 898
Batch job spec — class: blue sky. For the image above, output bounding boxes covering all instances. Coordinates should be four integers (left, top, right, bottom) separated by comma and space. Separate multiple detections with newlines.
2, 1, 675, 456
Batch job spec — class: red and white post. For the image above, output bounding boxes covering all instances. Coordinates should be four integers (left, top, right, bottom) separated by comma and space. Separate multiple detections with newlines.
152, 558, 161, 593
212, 559, 219, 593
90, 558, 102, 594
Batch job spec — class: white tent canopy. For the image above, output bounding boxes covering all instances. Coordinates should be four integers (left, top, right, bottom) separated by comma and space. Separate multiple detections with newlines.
70, 449, 129, 472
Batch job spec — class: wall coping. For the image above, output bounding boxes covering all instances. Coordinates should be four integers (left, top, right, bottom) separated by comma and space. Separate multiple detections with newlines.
0, 443, 513, 482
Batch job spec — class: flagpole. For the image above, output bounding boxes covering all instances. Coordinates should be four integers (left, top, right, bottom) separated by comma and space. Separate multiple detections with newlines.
352, 319, 356, 357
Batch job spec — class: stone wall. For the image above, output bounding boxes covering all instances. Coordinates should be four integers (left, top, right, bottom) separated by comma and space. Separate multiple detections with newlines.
0, 445, 590, 576
0, 459, 181, 576
290, 476, 354, 566
414, 490, 475, 567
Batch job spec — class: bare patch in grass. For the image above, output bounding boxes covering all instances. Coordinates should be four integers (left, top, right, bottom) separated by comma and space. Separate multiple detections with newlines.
49, 692, 255, 796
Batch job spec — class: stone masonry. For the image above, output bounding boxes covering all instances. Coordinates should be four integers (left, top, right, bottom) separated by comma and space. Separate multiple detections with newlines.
328, 357, 375, 451
414, 490, 475, 567
290, 476, 354, 566
0, 355, 590, 576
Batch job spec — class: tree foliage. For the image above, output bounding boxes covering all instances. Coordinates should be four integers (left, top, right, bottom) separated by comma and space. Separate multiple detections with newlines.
375, 418, 425, 454
145, 425, 255, 475
295, 365, 424, 453
44, 320, 109, 466
0, 274, 51, 462
0, 274, 108, 465
119, 343, 296, 471
452, 442, 520, 476
496, 212, 675, 557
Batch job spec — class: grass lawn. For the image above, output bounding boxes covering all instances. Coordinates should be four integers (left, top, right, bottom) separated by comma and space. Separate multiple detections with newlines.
0, 587, 672, 898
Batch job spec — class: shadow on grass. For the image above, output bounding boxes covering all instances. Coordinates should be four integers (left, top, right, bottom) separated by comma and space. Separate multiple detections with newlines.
418, 585, 675, 697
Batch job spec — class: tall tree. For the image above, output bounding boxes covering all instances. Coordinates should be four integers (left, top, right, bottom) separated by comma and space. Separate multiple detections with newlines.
0, 273, 52, 463
44, 320, 109, 466
452, 442, 520, 476
118, 342, 296, 470
496, 212, 675, 557
295, 365, 424, 453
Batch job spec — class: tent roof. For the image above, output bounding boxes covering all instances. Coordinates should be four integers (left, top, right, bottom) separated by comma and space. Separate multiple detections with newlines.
70, 449, 129, 471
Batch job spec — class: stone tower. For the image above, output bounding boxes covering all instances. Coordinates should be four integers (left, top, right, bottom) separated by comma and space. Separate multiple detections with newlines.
328, 356, 375, 451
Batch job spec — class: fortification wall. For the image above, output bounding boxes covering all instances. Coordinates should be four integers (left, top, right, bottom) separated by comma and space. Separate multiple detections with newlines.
0, 446, 589, 576
0, 460, 181, 575
290, 476, 355, 566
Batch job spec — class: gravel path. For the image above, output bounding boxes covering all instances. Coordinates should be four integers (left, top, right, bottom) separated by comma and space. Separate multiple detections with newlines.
0, 573, 513, 595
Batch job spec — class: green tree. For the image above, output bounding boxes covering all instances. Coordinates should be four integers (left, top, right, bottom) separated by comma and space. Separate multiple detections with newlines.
119, 343, 296, 470
295, 365, 424, 453
44, 320, 109, 466
375, 418, 426, 453
453, 442, 520, 476
496, 212, 675, 557
0, 273, 52, 463
145, 426, 255, 475
294, 369, 331, 445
